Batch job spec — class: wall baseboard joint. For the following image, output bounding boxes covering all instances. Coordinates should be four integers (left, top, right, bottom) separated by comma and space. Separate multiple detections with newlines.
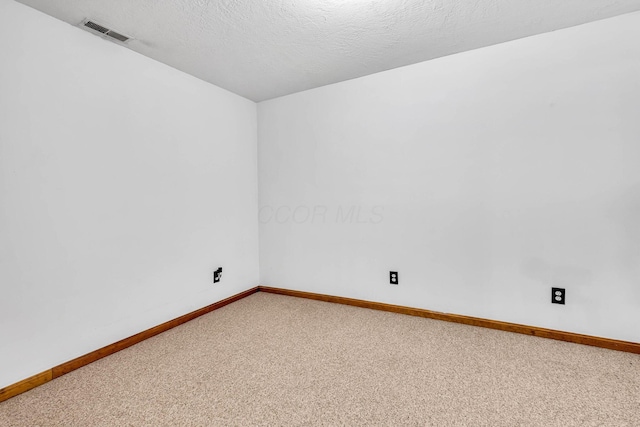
3, 284, 637, 404
0, 371, 52, 403
258, 286, 640, 355
0, 286, 259, 403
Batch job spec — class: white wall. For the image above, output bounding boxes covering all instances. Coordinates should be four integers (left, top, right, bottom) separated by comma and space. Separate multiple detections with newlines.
2, 0, 639, 391
259, 12, 640, 343
0, 0, 259, 388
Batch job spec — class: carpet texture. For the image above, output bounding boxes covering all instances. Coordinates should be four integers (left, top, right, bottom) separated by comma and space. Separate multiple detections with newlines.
1, 292, 639, 426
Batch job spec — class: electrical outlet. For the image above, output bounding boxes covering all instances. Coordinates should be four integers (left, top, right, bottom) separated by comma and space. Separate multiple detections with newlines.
390, 271, 398, 285
552, 287, 565, 305
213, 267, 222, 283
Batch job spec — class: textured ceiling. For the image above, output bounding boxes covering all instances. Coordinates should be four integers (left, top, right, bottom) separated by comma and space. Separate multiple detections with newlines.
15, 0, 640, 102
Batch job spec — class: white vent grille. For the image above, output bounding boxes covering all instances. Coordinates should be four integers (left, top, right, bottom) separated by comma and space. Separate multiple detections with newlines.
84, 21, 109, 34
82, 20, 131, 43
106, 30, 129, 42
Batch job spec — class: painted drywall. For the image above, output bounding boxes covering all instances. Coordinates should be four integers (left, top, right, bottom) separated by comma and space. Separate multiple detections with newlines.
0, 0, 258, 388
258, 12, 640, 343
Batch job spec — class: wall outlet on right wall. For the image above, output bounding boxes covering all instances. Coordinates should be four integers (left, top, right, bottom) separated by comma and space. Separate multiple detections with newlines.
552, 287, 565, 305
213, 267, 223, 284
390, 271, 398, 285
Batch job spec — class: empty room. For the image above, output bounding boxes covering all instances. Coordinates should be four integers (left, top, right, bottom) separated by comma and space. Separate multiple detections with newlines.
1, 0, 639, 425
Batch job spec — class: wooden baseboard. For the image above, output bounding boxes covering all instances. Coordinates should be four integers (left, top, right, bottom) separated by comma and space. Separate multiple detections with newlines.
4, 284, 637, 404
0, 371, 52, 403
52, 286, 259, 379
258, 286, 640, 355
0, 287, 259, 403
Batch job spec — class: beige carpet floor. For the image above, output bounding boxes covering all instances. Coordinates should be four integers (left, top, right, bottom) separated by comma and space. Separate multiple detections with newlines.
1, 292, 639, 426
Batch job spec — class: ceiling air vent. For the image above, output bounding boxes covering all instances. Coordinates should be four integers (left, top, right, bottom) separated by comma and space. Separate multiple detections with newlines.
105, 30, 129, 43
81, 20, 131, 43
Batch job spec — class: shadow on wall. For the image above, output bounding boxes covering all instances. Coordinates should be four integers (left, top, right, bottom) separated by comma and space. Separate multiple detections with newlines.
519, 182, 640, 306
608, 183, 640, 301
521, 257, 594, 290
